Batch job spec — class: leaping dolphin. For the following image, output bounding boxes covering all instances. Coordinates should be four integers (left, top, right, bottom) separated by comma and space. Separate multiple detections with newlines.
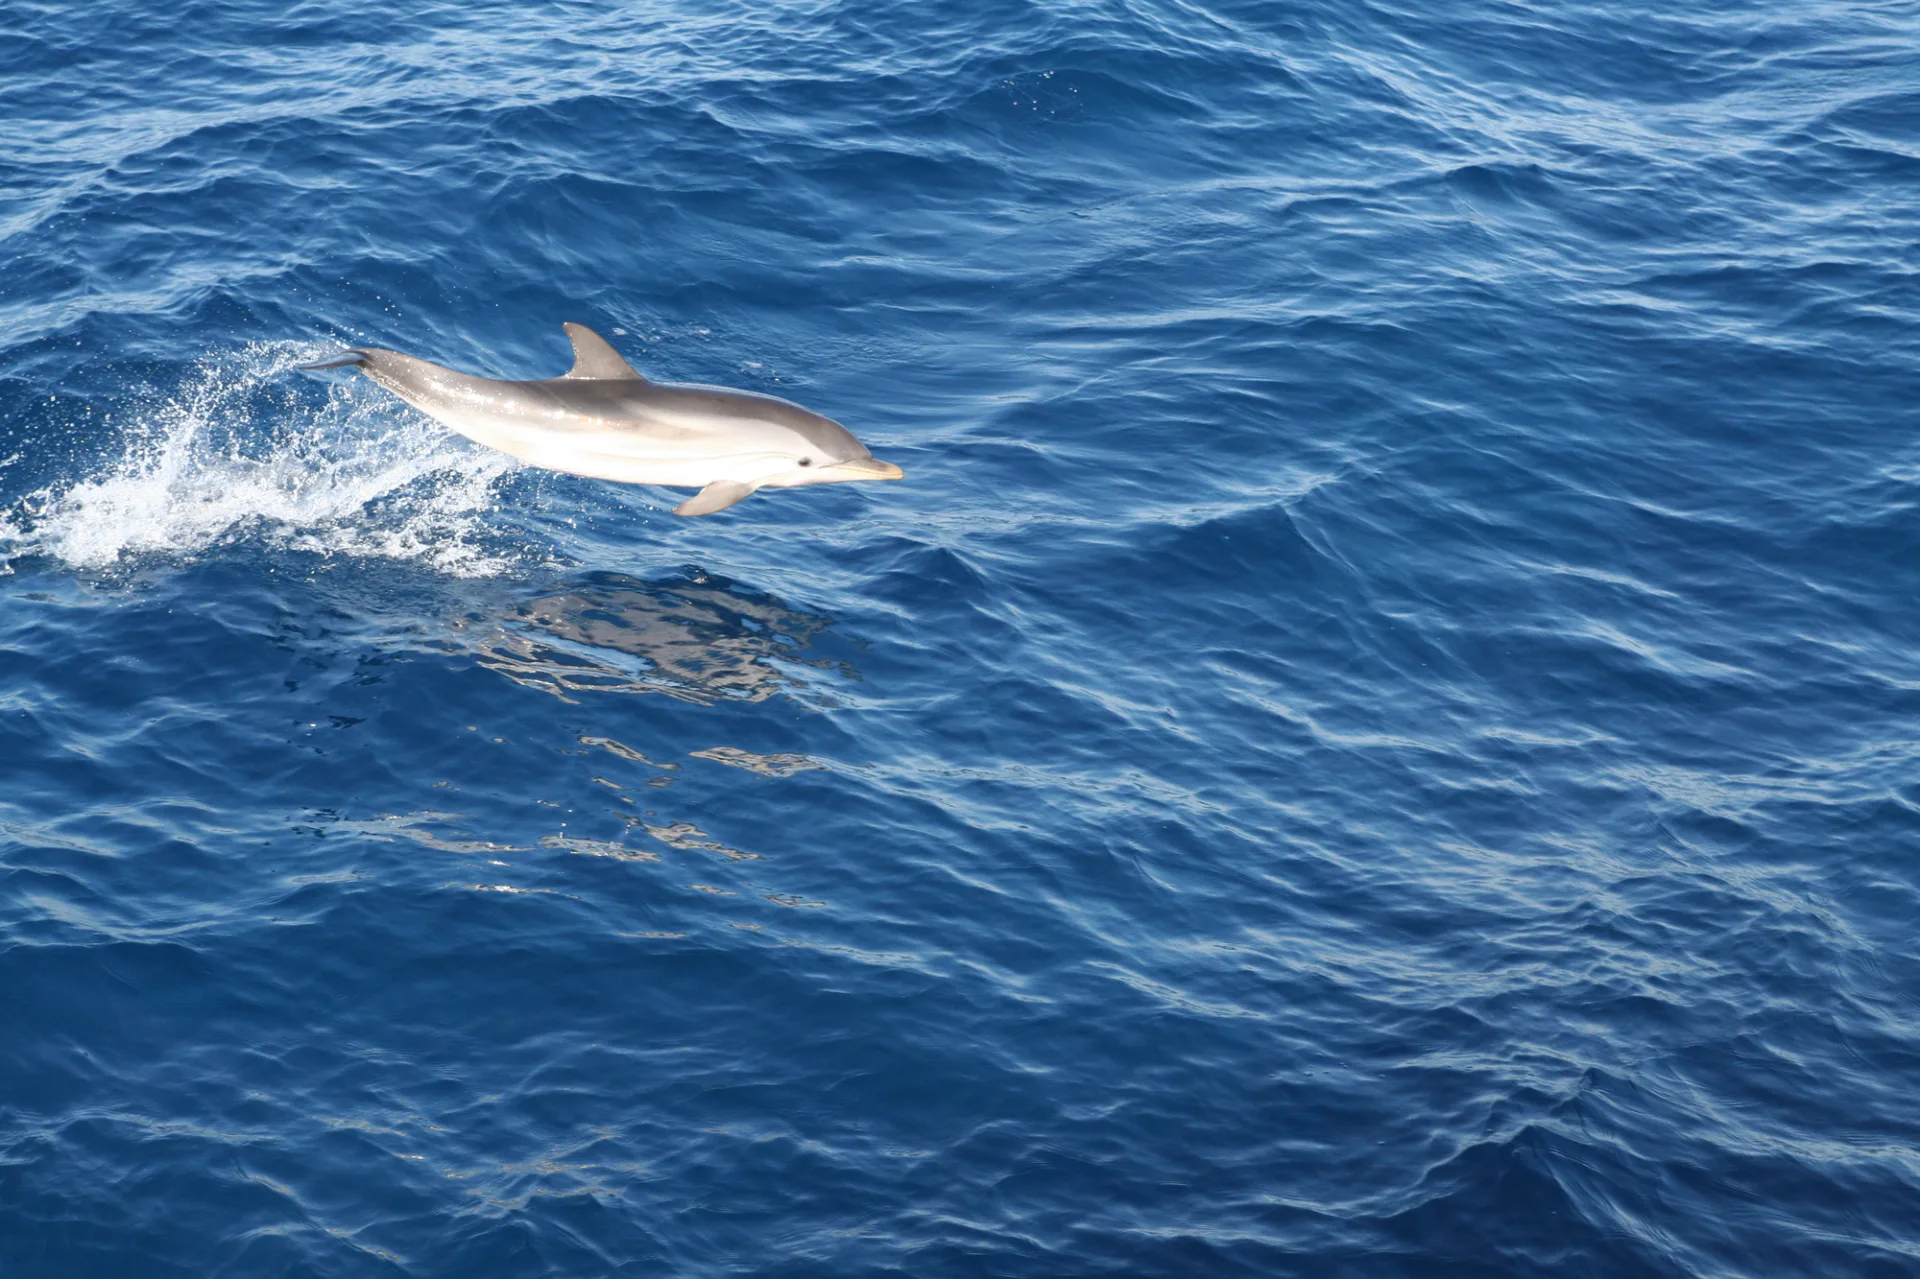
298, 323, 904, 516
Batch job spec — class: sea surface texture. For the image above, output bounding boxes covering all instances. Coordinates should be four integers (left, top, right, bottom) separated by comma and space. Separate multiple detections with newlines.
3, 1, 1918, 1275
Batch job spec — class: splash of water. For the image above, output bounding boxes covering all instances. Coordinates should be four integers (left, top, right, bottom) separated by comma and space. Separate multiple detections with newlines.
0, 342, 533, 577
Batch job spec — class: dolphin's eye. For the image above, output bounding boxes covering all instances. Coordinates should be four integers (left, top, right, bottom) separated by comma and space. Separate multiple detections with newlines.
798, 458, 813, 467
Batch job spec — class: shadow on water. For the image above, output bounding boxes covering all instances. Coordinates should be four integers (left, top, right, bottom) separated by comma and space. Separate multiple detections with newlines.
0, 552, 862, 720
442, 566, 861, 708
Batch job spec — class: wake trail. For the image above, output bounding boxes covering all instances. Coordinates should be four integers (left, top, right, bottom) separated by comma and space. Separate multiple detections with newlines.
0, 342, 535, 577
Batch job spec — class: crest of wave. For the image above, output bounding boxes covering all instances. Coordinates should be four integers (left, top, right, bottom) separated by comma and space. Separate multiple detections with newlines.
1, 341, 531, 576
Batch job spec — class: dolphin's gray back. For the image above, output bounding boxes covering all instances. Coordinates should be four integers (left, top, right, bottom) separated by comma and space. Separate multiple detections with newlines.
520, 378, 871, 460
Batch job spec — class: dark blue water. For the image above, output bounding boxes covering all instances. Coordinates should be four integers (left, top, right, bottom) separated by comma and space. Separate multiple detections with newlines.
4, 1, 1919, 1274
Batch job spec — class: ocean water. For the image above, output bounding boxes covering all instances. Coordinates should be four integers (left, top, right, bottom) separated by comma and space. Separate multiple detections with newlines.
3, 0, 1918, 1274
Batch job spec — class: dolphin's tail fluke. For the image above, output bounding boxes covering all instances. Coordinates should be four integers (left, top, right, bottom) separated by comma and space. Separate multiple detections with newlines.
295, 350, 369, 371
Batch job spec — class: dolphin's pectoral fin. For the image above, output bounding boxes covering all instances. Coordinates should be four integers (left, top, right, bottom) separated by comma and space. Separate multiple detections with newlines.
561, 322, 646, 380
672, 480, 756, 517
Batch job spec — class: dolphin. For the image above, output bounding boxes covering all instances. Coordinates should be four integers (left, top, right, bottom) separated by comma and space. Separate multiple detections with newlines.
297, 323, 904, 516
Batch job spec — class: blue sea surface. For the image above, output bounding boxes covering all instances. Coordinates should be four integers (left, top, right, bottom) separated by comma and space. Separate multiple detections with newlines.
3, 1, 1919, 1274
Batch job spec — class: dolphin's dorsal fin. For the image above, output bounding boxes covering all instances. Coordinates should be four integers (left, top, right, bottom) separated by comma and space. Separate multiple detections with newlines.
561, 322, 645, 380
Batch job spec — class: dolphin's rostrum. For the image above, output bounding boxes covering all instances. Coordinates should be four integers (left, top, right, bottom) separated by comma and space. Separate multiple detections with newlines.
299, 323, 904, 516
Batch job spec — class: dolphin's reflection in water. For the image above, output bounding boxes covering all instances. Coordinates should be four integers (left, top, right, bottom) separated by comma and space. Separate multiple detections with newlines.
456, 568, 855, 705
319, 566, 883, 947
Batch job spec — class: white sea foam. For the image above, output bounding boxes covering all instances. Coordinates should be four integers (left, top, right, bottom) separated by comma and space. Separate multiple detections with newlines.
0, 342, 530, 577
